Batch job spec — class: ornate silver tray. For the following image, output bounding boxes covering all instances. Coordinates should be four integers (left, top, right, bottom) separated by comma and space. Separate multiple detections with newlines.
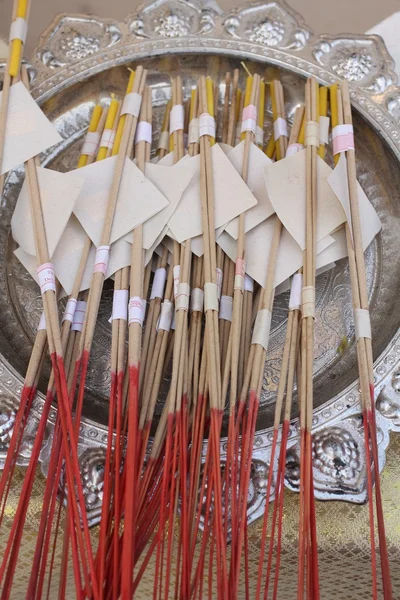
2, 0, 400, 528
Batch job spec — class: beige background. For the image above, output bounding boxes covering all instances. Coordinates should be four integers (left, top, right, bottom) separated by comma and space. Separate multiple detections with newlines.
0, 0, 399, 55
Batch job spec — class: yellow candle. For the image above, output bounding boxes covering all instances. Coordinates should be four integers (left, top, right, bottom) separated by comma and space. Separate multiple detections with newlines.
318, 86, 328, 158
256, 80, 265, 148
189, 90, 196, 122
330, 84, 339, 165
16, 0, 28, 18
298, 112, 306, 146
265, 134, 275, 159
97, 95, 119, 161
9, 0, 29, 77
235, 89, 242, 123
112, 71, 135, 157
206, 77, 215, 145
270, 81, 277, 121
77, 104, 103, 168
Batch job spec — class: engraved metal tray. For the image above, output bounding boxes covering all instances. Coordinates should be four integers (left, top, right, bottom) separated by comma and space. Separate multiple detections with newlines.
2, 0, 400, 530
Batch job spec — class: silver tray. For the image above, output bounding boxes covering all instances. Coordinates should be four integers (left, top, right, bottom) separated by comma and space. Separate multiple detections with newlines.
2, 0, 400, 529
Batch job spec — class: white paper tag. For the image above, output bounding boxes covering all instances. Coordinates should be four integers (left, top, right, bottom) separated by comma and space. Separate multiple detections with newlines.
37, 263, 56, 294
354, 308, 371, 341
234, 258, 245, 292
189, 118, 199, 145
158, 130, 170, 152
71, 300, 87, 332
173, 265, 180, 299
219, 295, 233, 321
273, 117, 288, 140
332, 124, 354, 155
129, 296, 146, 326
302, 286, 315, 318
158, 299, 174, 331
81, 131, 101, 156
319, 116, 330, 145
121, 92, 142, 118
199, 113, 216, 138
170, 105, 184, 134
136, 121, 152, 145
256, 125, 264, 146
1, 82, 62, 176
251, 309, 272, 351
93, 245, 110, 275
100, 129, 116, 150
150, 267, 167, 300
204, 282, 219, 312
62, 298, 78, 323
191, 287, 204, 312
110, 289, 128, 322
241, 104, 257, 134
289, 273, 303, 310
9, 17, 28, 43
176, 282, 190, 312
305, 121, 320, 147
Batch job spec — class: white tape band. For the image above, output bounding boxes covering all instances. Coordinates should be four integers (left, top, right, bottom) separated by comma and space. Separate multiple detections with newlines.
176, 282, 190, 312
173, 265, 180, 299
100, 129, 116, 150
158, 300, 174, 331
93, 246, 110, 275
286, 143, 304, 157
354, 308, 371, 341
199, 113, 216, 138
302, 286, 315, 318
305, 121, 320, 147
150, 268, 167, 300
251, 309, 272, 351
129, 296, 146, 326
204, 282, 219, 312
170, 105, 184, 134
273, 117, 288, 140
38, 311, 46, 331
289, 273, 303, 311
81, 131, 101, 156
319, 116, 330, 145
62, 298, 78, 323
216, 267, 223, 301
189, 118, 200, 145
219, 295, 233, 321
9, 18, 27, 43
191, 288, 204, 312
241, 118, 257, 135
136, 121, 152, 145
110, 289, 128, 322
256, 125, 264, 146
244, 274, 254, 293
121, 92, 142, 118
158, 130, 170, 151
37, 263, 56, 294
71, 301, 87, 332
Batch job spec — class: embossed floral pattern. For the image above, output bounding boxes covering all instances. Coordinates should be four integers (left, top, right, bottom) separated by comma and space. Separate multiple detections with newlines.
153, 11, 191, 37
61, 33, 100, 60
0, 396, 18, 450
331, 50, 373, 82
246, 18, 285, 46
313, 427, 361, 481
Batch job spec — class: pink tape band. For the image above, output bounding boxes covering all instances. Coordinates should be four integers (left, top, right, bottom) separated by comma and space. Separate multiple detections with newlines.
332, 124, 354, 155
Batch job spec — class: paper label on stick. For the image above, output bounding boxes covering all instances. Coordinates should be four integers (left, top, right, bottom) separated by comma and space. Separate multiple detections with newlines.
150, 267, 167, 300
93, 245, 110, 275
327, 153, 381, 249
11, 166, 84, 257
110, 289, 129, 322
62, 298, 78, 323
121, 92, 141, 118
219, 295, 233, 321
191, 288, 204, 312
167, 144, 257, 243
158, 131, 170, 152
9, 18, 28, 43
129, 296, 146, 326
72, 156, 169, 247
264, 149, 346, 251
170, 105, 184, 134
0, 82, 62, 175
71, 301, 87, 332
225, 141, 274, 239
37, 263, 56, 294
38, 311, 46, 331
158, 300, 174, 331
135, 121, 152, 145
81, 131, 101, 156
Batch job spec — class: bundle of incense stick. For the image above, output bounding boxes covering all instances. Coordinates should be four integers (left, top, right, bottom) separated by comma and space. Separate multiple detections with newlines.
0, 9, 393, 594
